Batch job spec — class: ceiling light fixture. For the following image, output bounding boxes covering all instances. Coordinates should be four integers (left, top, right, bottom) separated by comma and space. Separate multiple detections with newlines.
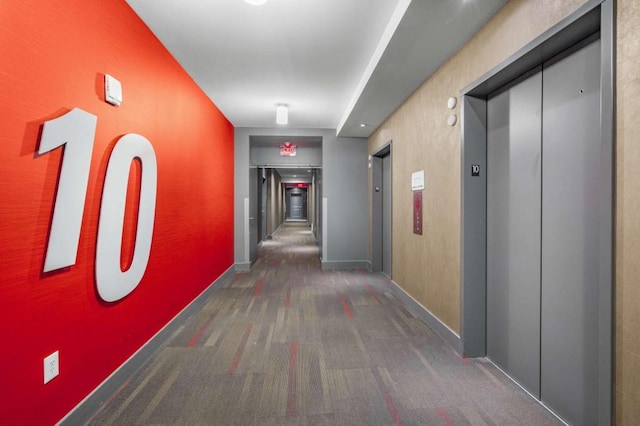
276, 104, 288, 125
360, 123, 367, 128
244, 0, 268, 6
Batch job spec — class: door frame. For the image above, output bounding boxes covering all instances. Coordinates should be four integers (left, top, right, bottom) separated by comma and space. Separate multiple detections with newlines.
371, 142, 392, 275
459, 1, 614, 423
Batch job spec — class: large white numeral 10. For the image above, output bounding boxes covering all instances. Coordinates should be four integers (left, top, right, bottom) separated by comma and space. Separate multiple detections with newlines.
39, 108, 157, 302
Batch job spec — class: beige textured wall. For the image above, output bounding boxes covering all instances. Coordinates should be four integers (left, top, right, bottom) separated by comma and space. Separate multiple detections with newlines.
369, 0, 588, 334
616, 0, 640, 422
370, 0, 640, 422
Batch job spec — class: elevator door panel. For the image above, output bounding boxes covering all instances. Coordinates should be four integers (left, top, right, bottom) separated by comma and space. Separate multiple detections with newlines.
486, 69, 542, 397
541, 38, 601, 426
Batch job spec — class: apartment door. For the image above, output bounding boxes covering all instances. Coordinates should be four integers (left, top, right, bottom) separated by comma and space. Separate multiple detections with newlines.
290, 193, 303, 219
382, 154, 392, 277
372, 146, 392, 277
249, 167, 258, 263
486, 37, 601, 425
286, 188, 307, 221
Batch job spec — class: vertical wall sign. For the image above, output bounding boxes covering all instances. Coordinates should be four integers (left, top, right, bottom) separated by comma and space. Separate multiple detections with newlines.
413, 190, 423, 235
39, 108, 157, 302
411, 170, 425, 191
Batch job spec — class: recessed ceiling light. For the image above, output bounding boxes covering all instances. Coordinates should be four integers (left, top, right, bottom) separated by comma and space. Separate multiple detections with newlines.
360, 123, 367, 128
244, 0, 268, 5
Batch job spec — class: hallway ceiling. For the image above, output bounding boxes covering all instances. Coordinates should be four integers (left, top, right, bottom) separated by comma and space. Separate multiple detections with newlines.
126, 0, 506, 137
276, 167, 314, 181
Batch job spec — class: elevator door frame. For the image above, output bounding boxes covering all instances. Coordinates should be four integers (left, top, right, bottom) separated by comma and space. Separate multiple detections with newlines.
459, 1, 614, 424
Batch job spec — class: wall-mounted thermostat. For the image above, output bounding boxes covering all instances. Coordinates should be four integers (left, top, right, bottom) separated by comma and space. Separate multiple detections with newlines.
104, 74, 122, 106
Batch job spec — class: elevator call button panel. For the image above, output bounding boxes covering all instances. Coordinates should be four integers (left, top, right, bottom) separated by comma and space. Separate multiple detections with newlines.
413, 190, 422, 235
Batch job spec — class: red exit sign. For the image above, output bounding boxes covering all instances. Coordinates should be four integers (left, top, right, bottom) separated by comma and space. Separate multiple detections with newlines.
280, 142, 297, 157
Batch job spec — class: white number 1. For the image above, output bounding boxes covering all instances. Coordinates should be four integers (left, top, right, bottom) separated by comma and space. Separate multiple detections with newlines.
39, 108, 97, 272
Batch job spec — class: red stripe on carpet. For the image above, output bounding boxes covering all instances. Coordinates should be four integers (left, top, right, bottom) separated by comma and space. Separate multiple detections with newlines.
86, 379, 131, 424
286, 341, 298, 417
451, 348, 469, 364
373, 368, 403, 426
437, 408, 455, 426
254, 280, 264, 297
285, 288, 291, 308
364, 284, 382, 304
383, 391, 403, 426
227, 323, 254, 375
104, 379, 130, 409
188, 312, 217, 347
338, 293, 353, 320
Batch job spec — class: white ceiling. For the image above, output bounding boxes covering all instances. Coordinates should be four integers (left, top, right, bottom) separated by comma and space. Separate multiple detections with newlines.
126, 0, 506, 137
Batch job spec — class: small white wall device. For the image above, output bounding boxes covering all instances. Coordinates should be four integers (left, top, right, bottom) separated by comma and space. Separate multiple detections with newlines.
104, 74, 122, 106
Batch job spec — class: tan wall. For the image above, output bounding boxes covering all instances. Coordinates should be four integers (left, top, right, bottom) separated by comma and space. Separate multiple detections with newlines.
616, 0, 640, 422
369, 0, 640, 422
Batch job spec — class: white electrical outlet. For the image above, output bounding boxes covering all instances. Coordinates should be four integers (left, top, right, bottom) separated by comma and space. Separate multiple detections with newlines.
44, 351, 59, 384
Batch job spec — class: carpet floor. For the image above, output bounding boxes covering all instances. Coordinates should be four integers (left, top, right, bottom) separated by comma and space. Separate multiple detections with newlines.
90, 222, 561, 425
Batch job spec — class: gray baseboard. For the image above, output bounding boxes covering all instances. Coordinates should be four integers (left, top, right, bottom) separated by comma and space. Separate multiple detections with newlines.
387, 279, 462, 353
235, 262, 251, 272
58, 266, 236, 426
321, 260, 371, 271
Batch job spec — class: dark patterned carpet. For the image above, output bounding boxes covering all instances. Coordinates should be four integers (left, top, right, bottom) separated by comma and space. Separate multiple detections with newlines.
90, 222, 561, 425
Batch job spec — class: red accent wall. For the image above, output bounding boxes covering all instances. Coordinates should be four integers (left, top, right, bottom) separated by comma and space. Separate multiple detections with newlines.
0, 1, 234, 424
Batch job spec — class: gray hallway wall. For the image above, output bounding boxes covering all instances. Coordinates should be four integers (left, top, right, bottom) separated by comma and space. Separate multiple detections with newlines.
322, 133, 369, 268
266, 169, 284, 236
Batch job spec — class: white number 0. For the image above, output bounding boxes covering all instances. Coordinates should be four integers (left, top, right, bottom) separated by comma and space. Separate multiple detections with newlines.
39, 108, 157, 302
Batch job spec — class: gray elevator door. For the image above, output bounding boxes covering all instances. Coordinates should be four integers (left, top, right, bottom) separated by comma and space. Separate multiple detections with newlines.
486, 37, 601, 425
540, 38, 601, 425
487, 67, 542, 398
